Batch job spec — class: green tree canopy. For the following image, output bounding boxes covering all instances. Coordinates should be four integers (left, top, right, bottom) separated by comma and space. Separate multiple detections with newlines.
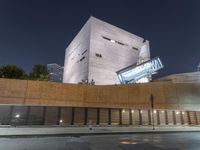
0, 65, 27, 79
29, 64, 49, 81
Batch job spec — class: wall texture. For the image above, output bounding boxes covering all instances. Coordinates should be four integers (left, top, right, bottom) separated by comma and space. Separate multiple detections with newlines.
0, 79, 200, 111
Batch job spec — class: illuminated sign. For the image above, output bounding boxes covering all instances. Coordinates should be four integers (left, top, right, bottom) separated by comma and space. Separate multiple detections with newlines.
117, 57, 163, 83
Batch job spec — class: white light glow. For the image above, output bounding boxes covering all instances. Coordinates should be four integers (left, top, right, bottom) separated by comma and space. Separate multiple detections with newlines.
140, 110, 143, 113
154, 110, 157, 114
182, 112, 185, 115
161, 110, 164, 113
59, 119, 63, 123
110, 39, 115, 43
15, 114, 20, 118
176, 111, 180, 114
131, 110, 134, 113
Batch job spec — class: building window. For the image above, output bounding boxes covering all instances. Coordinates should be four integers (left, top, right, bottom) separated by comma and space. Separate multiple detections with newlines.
80, 56, 85, 61
132, 46, 139, 51
102, 36, 111, 41
82, 49, 87, 55
101, 36, 126, 46
95, 53, 102, 58
116, 41, 125, 46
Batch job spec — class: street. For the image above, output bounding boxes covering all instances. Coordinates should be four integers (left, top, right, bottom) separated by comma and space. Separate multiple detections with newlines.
0, 132, 200, 150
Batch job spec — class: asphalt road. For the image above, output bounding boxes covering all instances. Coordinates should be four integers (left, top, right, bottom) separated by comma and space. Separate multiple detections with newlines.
0, 132, 200, 150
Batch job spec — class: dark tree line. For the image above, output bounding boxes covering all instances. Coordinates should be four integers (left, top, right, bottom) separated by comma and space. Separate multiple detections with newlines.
0, 64, 49, 81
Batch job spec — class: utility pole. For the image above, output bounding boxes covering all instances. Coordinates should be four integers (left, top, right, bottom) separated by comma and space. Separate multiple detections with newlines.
149, 94, 155, 130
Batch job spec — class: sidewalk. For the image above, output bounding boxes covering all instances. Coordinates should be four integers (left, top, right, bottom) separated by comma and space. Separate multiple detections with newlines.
0, 126, 200, 137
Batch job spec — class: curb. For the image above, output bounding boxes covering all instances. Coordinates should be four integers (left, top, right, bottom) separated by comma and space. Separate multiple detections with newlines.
1, 130, 200, 138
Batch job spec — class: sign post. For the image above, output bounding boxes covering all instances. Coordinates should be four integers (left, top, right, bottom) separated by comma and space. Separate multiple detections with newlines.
149, 94, 155, 130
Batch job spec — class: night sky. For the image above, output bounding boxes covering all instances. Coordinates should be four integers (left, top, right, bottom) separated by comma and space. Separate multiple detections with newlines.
0, 0, 200, 78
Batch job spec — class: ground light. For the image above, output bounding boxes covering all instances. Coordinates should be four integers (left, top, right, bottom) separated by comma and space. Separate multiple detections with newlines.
15, 114, 20, 118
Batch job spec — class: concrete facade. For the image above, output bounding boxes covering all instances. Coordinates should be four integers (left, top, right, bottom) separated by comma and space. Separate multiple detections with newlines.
0, 79, 200, 111
0, 78, 200, 126
63, 16, 150, 85
157, 72, 200, 83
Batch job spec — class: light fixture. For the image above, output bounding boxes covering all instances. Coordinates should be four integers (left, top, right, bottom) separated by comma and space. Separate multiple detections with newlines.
122, 109, 125, 113
176, 111, 180, 114
59, 119, 63, 123
182, 112, 185, 115
161, 110, 164, 113
154, 110, 157, 114
131, 110, 134, 113
15, 114, 20, 118
140, 110, 143, 113
110, 39, 115, 43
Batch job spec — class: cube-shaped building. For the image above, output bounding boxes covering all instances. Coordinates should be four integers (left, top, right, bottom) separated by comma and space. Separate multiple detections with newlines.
63, 16, 150, 85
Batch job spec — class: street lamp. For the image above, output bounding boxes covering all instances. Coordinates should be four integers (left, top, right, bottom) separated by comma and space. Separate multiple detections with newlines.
149, 94, 155, 130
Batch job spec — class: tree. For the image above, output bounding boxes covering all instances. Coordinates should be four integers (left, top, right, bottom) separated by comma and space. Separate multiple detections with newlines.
29, 64, 49, 81
0, 65, 27, 79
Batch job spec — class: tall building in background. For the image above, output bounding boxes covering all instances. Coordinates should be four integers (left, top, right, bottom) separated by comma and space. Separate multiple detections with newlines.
198, 63, 200, 71
47, 63, 63, 82
63, 16, 150, 85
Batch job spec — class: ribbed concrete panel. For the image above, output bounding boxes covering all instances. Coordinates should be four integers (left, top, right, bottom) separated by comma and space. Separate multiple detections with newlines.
175, 111, 181, 125
196, 111, 200, 125
60, 107, 72, 125
167, 110, 174, 125
153, 111, 158, 125
122, 109, 129, 125
44, 107, 58, 125
87, 108, 97, 125
29, 106, 44, 125
111, 109, 120, 125
159, 110, 166, 125
132, 110, 140, 125
99, 108, 108, 125
12, 106, 28, 125
141, 110, 149, 125
12, 106, 27, 118
74, 107, 85, 125
0, 106, 10, 124
182, 111, 188, 125
189, 111, 198, 125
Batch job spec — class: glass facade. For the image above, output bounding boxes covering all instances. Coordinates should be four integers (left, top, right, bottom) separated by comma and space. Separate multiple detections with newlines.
117, 57, 163, 84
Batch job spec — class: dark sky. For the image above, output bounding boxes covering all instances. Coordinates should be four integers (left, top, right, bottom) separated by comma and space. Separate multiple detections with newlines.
0, 0, 200, 78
